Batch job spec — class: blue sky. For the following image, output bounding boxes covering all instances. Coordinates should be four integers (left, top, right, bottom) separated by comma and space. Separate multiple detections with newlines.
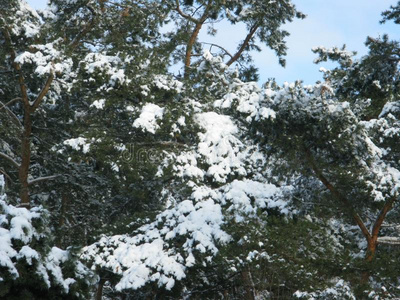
28, 0, 400, 84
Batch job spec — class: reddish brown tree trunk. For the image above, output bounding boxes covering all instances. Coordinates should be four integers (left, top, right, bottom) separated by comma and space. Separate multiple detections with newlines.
241, 267, 256, 300
95, 278, 106, 300
19, 108, 32, 207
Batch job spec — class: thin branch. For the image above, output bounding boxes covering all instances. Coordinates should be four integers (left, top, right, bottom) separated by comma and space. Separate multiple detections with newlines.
28, 174, 61, 186
381, 223, 400, 229
226, 23, 259, 66
371, 197, 396, 240
0, 97, 21, 110
303, 145, 372, 240
0, 152, 20, 169
68, 5, 97, 51
0, 102, 22, 128
30, 71, 54, 112
202, 42, 233, 58
1, 26, 30, 106
0, 168, 13, 183
174, 0, 198, 23
377, 236, 400, 245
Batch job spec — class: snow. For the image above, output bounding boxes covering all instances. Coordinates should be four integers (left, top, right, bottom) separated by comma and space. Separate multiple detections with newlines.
294, 279, 356, 299
222, 179, 287, 216
45, 247, 76, 292
14, 40, 71, 78
0, 176, 4, 194
81, 177, 286, 291
0, 191, 91, 293
83, 53, 130, 87
133, 103, 165, 134
153, 75, 183, 93
17, 246, 39, 265
63, 137, 91, 153
214, 80, 276, 122
173, 111, 248, 182
9, 1, 41, 38
379, 101, 400, 118
90, 99, 106, 109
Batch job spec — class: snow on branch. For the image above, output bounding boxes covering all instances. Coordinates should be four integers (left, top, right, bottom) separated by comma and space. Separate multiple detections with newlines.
28, 175, 61, 186
377, 236, 400, 245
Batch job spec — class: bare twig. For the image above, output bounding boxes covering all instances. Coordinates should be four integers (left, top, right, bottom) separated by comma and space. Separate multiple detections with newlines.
202, 42, 233, 58
0, 152, 20, 169
0, 97, 21, 110
0, 102, 22, 128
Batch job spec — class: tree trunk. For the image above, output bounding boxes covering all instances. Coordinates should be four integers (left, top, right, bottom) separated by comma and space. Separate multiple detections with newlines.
241, 267, 256, 300
56, 193, 69, 248
365, 238, 377, 263
95, 278, 106, 300
19, 109, 32, 207
184, 21, 204, 76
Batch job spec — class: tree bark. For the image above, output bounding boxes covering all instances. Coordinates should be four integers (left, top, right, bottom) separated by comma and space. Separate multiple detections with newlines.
95, 278, 106, 300
19, 108, 32, 207
226, 23, 259, 66
302, 145, 396, 267
56, 193, 69, 248
181, 0, 212, 77
241, 267, 256, 300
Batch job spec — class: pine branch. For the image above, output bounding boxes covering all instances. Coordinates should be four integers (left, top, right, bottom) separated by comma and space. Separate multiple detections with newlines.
0, 101, 22, 128
226, 23, 259, 66
202, 42, 233, 59
28, 174, 61, 185
30, 71, 54, 113
174, 0, 199, 24
1, 25, 30, 107
371, 197, 397, 240
0, 152, 20, 169
68, 5, 97, 51
303, 145, 372, 240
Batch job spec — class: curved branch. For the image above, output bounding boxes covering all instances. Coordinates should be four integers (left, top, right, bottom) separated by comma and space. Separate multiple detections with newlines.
0, 152, 20, 169
0, 98, 21, 110
1, 26, 30, 107
0, 168, 13, 183
302, 145, 372, 240
28, 174, 61, 186
68, 5, 97, 51
0, 102, 22, 128
174, 0, 198, 23
226, 23, 259, 66
202, 42, 233, 58
30, 71, 54, 113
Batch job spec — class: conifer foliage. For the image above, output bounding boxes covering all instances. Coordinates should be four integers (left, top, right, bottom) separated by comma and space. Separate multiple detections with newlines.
1, 0, 400, 299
